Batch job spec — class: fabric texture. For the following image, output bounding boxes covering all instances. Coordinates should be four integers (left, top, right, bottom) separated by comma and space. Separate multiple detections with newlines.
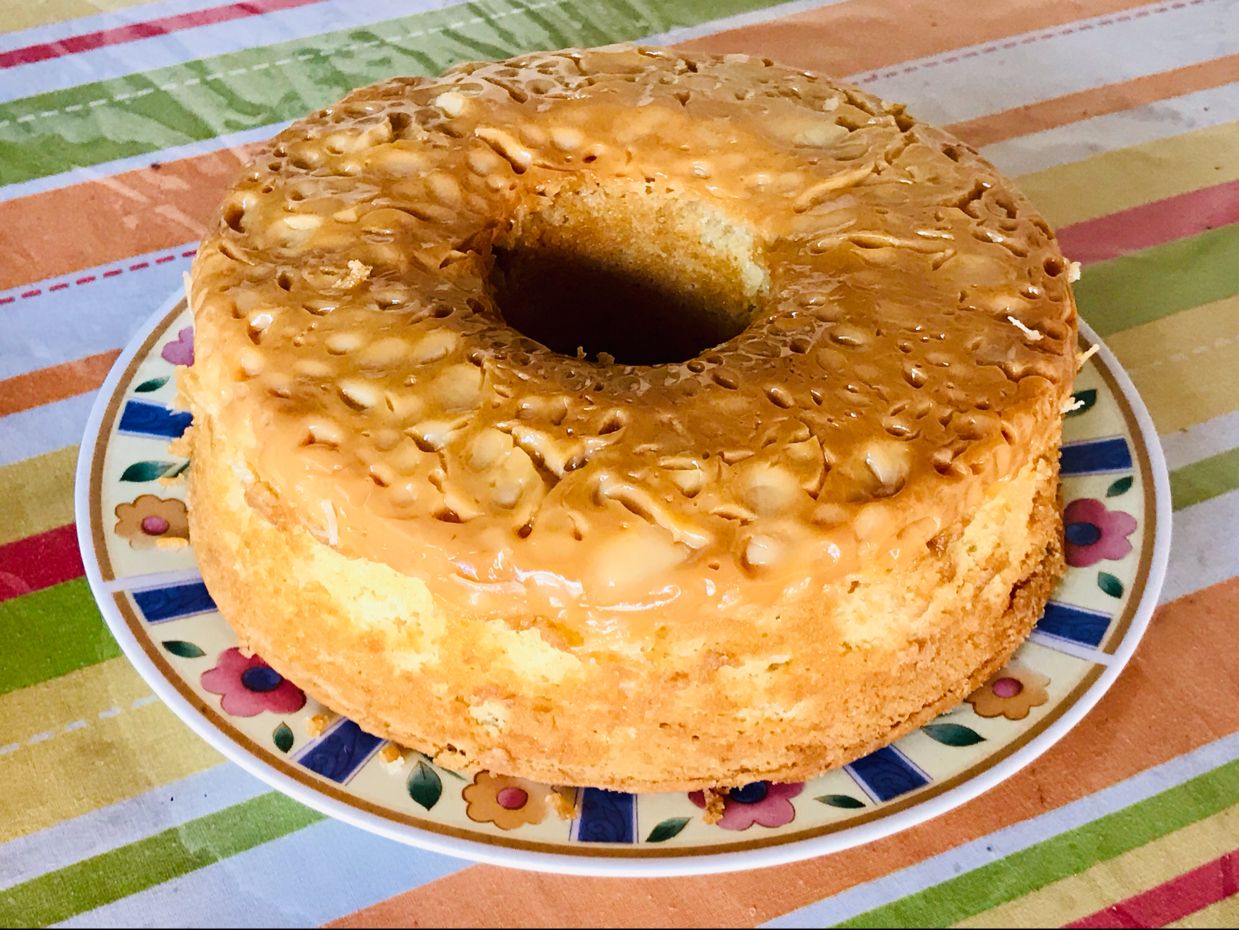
1, 0, 1237, 925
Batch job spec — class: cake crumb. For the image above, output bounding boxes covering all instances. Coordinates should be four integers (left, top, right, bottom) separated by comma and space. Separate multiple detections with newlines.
333, 259, 371, 289
306, 713, 332, 737
1061, 396, 1087, 415
321, 499, 339, 546
168, 434, 191, 458
1067, 260, 1082, 283
700, 787, 726, 825
379, 743, 406, 769
550, 786, 579, 820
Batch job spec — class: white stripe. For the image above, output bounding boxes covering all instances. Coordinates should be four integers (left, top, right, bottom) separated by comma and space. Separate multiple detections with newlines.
1160, 409, 1239, 473
0, 0, 472, 103
103, 568, 204, 593
853, 0, 1233, 126
0, 243, 192, 381
643, 0, 850, 47
1161, 487, 1239, 603
764, 728, 1239, 927
1027, 631, 1113, 666
0, 764, 265, 891
982, 83, 1239, 178
0, 392, 97, 468
55, 815, 464, 928
0, 122, 282, 202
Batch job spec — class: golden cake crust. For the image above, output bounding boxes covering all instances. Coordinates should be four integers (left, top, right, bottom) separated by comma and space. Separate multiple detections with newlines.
189, 410, 1064, 791
181, 46, 1077, 791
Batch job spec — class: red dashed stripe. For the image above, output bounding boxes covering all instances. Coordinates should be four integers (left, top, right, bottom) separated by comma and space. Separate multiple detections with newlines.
2, 247, 197, 306
854, 0, 1209, 85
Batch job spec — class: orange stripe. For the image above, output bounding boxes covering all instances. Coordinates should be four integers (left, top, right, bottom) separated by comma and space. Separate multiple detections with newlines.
330, 575, 1239, 929
0, 350, 119, 417
3, 0, 1166, 292
950, 53, 1239, 148
0, 147, 254, 291
679, 0, 1161, 74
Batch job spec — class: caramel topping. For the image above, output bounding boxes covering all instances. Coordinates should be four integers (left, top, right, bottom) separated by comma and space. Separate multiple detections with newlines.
185, 47, 1077, 629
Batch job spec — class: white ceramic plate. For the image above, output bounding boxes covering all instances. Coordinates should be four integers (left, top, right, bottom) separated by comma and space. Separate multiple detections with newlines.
77, 291, 1170, 876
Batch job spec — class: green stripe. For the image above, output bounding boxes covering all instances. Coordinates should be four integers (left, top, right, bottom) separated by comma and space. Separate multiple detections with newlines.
1075, 222, 1239, 337
837, 759, 1239, 928
0, 578, 119, 697
1171, 447, 1239, 510
0, 0, 783, 185
0, 792, 322, 927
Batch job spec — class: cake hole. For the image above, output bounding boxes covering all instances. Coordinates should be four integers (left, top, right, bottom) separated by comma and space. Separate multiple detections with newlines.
598, 410, 627, 434
223, 203, 246, 233
488, 184, 767, 365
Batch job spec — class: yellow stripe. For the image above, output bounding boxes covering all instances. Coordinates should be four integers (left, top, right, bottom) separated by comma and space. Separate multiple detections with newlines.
955, 803, 1239, 928
1105, 296, 1239, 435
0, 445, 79, 546
0, 657, 150, 743
1016, 119, 1239, 228
0, 658, 220, 844
1167, 894, 1239, 928
0, 0, 153, 32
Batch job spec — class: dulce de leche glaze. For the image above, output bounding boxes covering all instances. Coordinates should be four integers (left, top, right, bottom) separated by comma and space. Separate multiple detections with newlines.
184, 46, 1078, 638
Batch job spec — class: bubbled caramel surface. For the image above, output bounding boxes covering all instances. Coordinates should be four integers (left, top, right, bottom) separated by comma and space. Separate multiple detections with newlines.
186, 46, 1077, 624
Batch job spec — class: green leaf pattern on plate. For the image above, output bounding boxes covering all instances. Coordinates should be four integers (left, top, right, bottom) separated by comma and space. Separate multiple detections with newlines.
816, 794, 867, 809
134, 376, 169, 393
119, 463, 180, 482
922, 723, 986, 747
1106, 476, 1133, 497
646, 817, 691, 843
1098, 571, 1124, 598
160, 640, 205, 658
1065, 388, 1097, 417
273, 723, 295, 754
408, 760, 443, 811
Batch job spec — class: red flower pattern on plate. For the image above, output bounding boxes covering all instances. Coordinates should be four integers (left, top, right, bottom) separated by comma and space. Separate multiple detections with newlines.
201, 648, 305, 717
689, 781, 803, 830
1063, 498, 1137, 567
160, 326, 194, 366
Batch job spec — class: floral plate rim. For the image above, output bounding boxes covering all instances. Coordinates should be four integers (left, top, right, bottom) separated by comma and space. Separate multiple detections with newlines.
75, 293, 1171, 877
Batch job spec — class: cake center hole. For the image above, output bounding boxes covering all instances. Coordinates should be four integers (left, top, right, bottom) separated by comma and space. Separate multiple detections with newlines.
489, 185, 767, 366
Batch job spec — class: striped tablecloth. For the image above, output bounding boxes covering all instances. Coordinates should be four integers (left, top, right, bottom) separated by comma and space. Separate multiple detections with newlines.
2, 0, 1237, 925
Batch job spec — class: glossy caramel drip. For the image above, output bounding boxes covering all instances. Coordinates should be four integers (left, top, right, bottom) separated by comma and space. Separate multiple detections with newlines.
184, 46, 1077, 632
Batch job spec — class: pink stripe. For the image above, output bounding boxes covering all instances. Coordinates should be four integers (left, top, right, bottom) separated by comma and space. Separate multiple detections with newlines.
0, 0, 326, 70
1066, 849, 1239, 928
1057, 178, 1239, 266
0, 524, 84, 603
